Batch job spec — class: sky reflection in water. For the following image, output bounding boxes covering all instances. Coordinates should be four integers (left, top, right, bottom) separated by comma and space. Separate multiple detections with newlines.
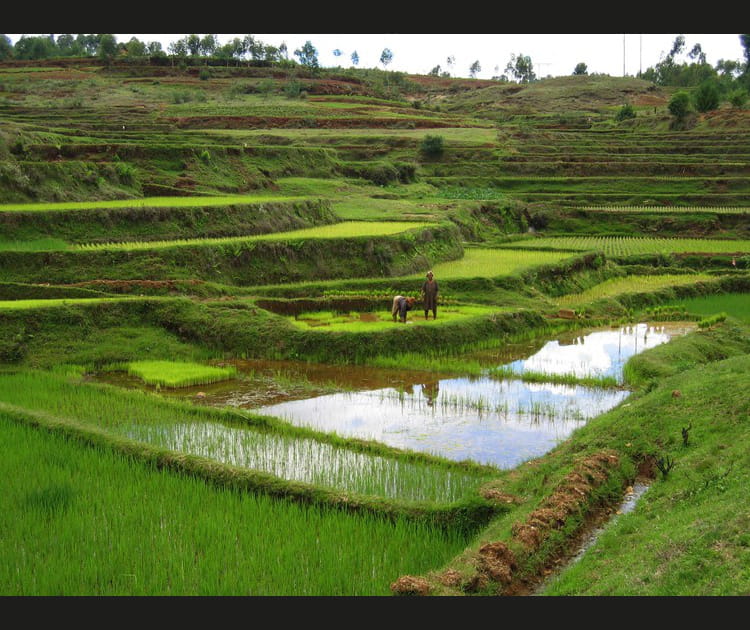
252, 323, 689, 468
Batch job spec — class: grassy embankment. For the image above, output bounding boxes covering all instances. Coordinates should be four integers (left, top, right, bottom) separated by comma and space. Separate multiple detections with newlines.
1, 60, 750, 595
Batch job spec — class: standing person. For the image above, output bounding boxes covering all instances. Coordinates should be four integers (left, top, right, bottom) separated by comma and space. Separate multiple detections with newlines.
391, 295, 416, 323
421, 270, 439, 319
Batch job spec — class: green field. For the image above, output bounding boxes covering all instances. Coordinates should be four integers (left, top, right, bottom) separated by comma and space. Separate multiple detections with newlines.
2, 47, 750, 596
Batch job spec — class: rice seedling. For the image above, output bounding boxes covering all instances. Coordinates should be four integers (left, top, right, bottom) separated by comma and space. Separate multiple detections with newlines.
556, 274, 716, 306
496, 236, 750, 257
0, 194, 302, 213
405, 247, 573, 279
289, 304, 502, 332
0, 297, 152, 310
0, 414, 471, 595
125, 360, 238, 388
0, 370, 491, 504
664, 292, 750, 324
72, 221, 433, 251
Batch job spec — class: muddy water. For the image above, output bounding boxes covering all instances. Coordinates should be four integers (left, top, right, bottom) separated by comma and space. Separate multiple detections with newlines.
223, 323, 693, 467
94, 322, 694, 469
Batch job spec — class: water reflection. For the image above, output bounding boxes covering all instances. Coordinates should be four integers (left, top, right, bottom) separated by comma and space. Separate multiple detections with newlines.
498, 323, 683, 382
248, 322, 692, 468
254, 377, 628, 469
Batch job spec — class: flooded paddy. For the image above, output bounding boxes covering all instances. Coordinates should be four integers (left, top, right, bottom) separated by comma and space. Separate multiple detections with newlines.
97, 322, 694, 470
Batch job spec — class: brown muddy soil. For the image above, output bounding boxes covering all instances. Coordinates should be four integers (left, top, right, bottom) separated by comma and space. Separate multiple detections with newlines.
391, 450, 655, 597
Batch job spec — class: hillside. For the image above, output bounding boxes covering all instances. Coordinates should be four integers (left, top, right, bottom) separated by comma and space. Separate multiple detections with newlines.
1, 57, 750, 596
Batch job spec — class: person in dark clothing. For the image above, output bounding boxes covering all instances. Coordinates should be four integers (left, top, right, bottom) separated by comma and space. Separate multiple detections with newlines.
391, 295, 416, 323
421, 270, 439, 319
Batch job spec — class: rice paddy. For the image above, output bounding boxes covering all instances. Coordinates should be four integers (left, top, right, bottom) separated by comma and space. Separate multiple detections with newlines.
0, 414, 470, 595
0, 369, 490, 505
289, 303, 506, 331
496, 236, 750, 256
124, 360, 238, 388
72, 221, 434, 251
556, 273, 717, 306
405, 247, 575, 279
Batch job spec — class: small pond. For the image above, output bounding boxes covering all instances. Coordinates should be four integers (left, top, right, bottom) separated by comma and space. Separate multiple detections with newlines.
108, 321, 691, 469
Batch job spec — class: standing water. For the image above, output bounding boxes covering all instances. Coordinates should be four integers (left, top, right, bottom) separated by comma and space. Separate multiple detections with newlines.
248, 323, 692, 467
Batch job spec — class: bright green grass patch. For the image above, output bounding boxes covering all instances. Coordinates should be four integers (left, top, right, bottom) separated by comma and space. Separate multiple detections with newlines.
664, 292, 750, 323
0, 194, 304, 213
0, 238, 70, 252
0, 415, 470, 595
125, 360, 238, 388
496, 236, 750, 256
405, 247, 574, 279
204, 127, 498, 144
288, 304, 508, 332
0, 297, 151, 310
73, 221, 432, 251
579, 206, 750, 215
556, 274, 716, 307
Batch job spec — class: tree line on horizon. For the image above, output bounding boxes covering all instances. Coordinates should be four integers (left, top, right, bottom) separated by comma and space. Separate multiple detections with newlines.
1, 33, 749, 90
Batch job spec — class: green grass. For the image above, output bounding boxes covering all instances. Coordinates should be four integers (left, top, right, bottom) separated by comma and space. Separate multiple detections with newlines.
0, 370, 494, 506
497, 236, 750, 256
405, 247, 574, 279
288, 303, 507, 332
124, 360, 238, 388
0, 194, 305, 212
0, 413, 471, 595
664, 292, 750, 324
0, 297, 152, 310
73, 221, 433, 251
556, 274, 717, 306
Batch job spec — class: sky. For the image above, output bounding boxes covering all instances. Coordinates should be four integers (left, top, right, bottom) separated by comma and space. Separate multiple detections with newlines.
6, 34, 746, 80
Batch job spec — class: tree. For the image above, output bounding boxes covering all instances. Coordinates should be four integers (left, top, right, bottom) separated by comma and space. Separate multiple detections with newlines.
380, 48, 393, 69
168, 39, 188, 59
56, 34, 80, 57
125, 37, 147, 58
0, 34, 13, 60
199, 34, 218, 58
429, 64, 441, 76
294, 41, 319, 69
469, 60, 481, 78
186, 34, 201, 57
741, 34, 750, 69
332, 48, 342, 58
97, 34, 118, 62
692, 80, 720, 112
505, 53, 536, 83
147, 41, 164, 57
573, 62, 588, 75
351, 50, 359, 66
668, 90, 691, 120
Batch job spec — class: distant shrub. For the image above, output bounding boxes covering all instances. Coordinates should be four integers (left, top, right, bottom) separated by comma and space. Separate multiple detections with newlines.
284, 80, 303, 98
199, 68, 211, 81
728, 88, 748, 108
668, 91, 691, 120
692, 80, 720, 113
615, 103, 636, 121
420, 134, 445, 157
